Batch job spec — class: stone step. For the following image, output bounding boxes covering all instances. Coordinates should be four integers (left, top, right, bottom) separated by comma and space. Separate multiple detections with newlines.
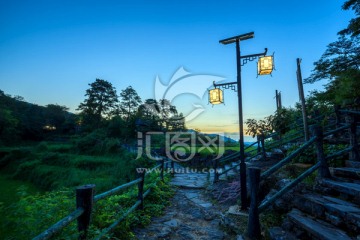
293, 193, 360, 233
219, 174, 227, 181
231, 161, 239, 167
333, 167, 360, 180
227, 170, 237, 177
224, 165, 231, 171
223, 164, 237, 177
170, 172, 208, 189
268, 226, 298, 240
319, 179, 360, 203
287, 208, 353, 240
346, 160, 360, 168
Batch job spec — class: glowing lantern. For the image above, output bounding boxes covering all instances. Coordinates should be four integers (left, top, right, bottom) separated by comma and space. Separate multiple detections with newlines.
257, 55, 274, 75
43, 125, 56, 130
209, 88, 223, 105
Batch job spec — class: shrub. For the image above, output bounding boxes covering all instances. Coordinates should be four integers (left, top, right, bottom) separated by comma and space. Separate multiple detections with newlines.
36, 142, 49, 152
4, 188, 75, 239
103, 138, 121, 154
4, 175, 174, 239
40, 152, 71, 166
75, 130, 107, 155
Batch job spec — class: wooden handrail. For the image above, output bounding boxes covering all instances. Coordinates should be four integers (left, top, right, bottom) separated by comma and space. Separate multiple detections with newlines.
258, 162, 320, 213
33, 207, 85, 240
261, 137, 316, 180
339, 109, 360, 115
323, 124, 350, 137
33, 159, 171, 240
325, 146, 353, 160
95, 188, 152, 240
248, 118, 358, 238
94, 178, 142, 202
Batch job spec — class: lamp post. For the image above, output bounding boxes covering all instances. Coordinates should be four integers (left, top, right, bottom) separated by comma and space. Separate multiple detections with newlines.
210, 32, 273, 210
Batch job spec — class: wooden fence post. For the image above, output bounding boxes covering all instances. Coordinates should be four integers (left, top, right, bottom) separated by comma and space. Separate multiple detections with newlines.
247, 167, 261, 239
171, 159, 175, 175
76, 184, 95, 240
160, 158, 165, 181
260, 134, 266, 160
214, 158, 219, 183
257, 135, 261, 154
348, 115, 360, 162
311, 125, 331, 178
137, 170, 145, 210
334, 105, 341, 128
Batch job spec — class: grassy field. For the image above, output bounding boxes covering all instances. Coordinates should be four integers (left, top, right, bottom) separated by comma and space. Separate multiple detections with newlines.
0, 173, 41, 206
0, 140, 160, 239
169, 145, 257, 156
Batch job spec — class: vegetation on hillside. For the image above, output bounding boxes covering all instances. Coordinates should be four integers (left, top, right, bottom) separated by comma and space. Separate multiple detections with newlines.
246, 0, 360, 138
0, 79, 187, 239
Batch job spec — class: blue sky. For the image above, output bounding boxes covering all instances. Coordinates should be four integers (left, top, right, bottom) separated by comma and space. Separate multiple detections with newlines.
0, 0, 355, 138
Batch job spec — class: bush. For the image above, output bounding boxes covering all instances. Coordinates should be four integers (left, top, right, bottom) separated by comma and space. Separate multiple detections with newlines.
36, 142, 49, 152
75, 130, 107, 155
287, 145, 316, 164
3, 175, 174, 239
3, 188, 75, 239
40, 152, 71, 166
75, 130, 123, 155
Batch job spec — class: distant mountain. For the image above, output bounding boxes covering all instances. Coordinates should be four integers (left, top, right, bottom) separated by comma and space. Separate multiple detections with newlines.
187, 129, 255, 145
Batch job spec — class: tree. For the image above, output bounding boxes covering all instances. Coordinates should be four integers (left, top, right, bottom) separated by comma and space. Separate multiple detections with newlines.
245, 117, 273, 138
44, 104, 69, 131
305, 0, 360, 107
139, 99, 160, 119
305, 35, 360, 84
137, 98, 186, 131
77, 79, 119, 127
157, 99, 178, 129
0, 108, 19, 144
339, 0, 360, 37
119, 86, 142, 123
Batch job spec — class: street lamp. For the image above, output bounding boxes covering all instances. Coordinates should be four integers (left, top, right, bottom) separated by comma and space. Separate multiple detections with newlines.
209, 88, 224, 105
258, 55, 274, 75
210, 32, 271, 210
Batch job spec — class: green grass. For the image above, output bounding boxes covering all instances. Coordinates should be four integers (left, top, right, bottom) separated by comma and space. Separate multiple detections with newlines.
0, 139, 167, 239
0, 173, 42, 239
0, 141, 154, 192
0, 173, 41, 206
168, 146, 256, 156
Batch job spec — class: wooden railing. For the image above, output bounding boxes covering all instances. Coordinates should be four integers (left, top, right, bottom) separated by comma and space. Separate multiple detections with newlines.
213, 141, 263, 182
33, 158, 173, 240
212, 127, 306, 183
246, 110, 360, 239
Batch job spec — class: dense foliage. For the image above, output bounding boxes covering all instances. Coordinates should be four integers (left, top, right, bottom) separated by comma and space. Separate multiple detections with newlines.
246, 0, 360, 137
2, 175, 174, 239
0, 78, 186, 239
0, 91, 76, 144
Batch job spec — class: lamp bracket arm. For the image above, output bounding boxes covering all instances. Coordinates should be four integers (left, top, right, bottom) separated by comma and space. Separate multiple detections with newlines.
239, 48, 268, 60
239, 48, 268, 66
213, 81, 237, 92
213, 81, 237, 88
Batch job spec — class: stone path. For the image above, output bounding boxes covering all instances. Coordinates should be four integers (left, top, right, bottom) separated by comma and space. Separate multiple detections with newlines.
134, 166, 235, 240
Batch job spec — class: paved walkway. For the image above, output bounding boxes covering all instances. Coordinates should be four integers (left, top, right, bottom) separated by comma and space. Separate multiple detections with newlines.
134, 166, 234, 240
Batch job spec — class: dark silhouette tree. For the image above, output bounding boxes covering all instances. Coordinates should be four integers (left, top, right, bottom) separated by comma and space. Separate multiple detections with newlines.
77, 79, 119, 127
304, 35, 360, 84
339, 0, 360, 37
119, 86, 142, 123
305, 0, 360, 106
137, 98, 186, 131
